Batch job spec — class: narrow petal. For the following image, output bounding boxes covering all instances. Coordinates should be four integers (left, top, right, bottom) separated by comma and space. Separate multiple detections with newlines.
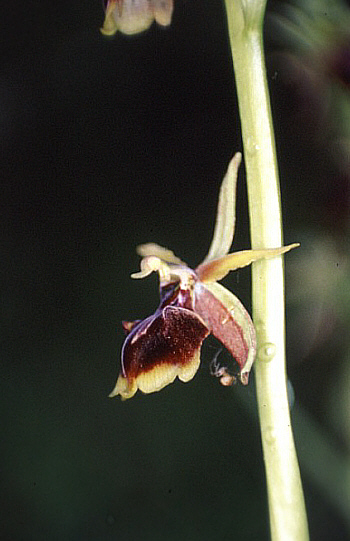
136, 243, 187, 266
109, 306, 209, 399
200, 153, 241, 264
194, 282, 256, 384
130, 256, 169, 280
196, 243, 300, 283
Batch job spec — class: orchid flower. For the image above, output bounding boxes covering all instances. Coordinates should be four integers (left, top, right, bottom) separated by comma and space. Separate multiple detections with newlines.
110, 153, 299, 399
101, 0, 173, 36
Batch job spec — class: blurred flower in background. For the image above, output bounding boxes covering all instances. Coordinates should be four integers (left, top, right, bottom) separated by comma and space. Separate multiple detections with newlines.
101, 0, 174, 36
270, 0, 350, 219
270, 0, 350, 374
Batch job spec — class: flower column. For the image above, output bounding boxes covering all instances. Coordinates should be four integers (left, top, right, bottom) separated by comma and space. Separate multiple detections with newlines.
223, 1, 309, 540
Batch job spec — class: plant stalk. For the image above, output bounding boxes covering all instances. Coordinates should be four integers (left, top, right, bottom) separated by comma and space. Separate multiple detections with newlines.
223, 1, 309, 539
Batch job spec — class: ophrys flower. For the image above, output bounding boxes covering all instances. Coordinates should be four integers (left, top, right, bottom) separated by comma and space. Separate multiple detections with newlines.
111, 153, 298, 399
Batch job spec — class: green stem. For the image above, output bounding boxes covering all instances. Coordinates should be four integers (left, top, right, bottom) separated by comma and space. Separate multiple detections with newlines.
223, 1, 309, 539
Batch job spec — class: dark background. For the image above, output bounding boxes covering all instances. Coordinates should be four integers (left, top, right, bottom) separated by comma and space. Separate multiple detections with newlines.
2, 1, 350, 539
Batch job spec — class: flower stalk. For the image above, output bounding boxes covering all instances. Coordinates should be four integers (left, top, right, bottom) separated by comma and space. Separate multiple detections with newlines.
223, 1, 309, 539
